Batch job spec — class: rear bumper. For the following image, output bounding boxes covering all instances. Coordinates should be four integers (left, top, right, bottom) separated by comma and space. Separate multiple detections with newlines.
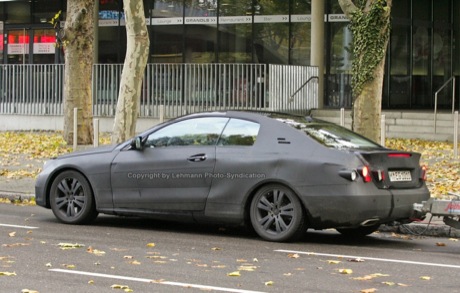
295, 184, 430, 229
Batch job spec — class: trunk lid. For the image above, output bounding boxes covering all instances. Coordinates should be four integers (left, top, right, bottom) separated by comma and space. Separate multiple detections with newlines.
358, 151, 425, 189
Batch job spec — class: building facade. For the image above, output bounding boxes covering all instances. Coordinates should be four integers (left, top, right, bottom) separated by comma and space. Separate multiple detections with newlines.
0, 0, 459, 110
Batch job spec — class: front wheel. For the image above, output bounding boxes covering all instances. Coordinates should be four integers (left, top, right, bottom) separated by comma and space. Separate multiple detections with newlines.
250, 184, 306, 242
49, 170, 98, 224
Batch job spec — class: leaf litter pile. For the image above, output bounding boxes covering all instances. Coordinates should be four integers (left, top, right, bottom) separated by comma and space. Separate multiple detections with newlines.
0, 132, 458, 199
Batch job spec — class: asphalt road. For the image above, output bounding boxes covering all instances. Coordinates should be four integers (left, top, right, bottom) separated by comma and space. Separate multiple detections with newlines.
1, 204, 460, 293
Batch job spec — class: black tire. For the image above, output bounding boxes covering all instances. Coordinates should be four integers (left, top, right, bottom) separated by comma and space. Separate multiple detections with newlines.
336, 224, 381, 238
49, 170, 98, 224
250, 184, 306, 242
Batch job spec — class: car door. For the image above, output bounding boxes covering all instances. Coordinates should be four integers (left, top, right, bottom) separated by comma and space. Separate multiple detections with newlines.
110, 117, 229, 211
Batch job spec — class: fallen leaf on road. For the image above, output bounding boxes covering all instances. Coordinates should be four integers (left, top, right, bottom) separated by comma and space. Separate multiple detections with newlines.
420, 276, 431, 280
339, 269, 353, 274
21, 290, 39, 293
435, 242, 446, 246
0, 271, 16, 276
227, 271, 241, 277
382, 281, 395, 286
449, 238, 458, 242
348, 258, 365, 262
58, 243, 84, 249
327, 260, 341, 264
146, 243, 155, 247
8, 232, 16, 237
211, 247, 221, 251
87, 247, 106, 256
287, 253, 300, 259
264, 281, 274, 286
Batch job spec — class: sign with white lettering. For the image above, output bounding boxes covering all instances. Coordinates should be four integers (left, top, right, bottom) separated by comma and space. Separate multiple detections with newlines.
184, 17, 217, 25
33, 43, 55, 54
219, 16, 252, 24
328, 14, 349, 22
151, 17, 183, 25
8, 44, 29, 55
291, 15, 311, 23
254, 15, 289, 23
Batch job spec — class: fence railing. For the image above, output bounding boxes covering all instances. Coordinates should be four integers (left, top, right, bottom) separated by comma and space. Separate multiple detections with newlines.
1, 63, 318, 118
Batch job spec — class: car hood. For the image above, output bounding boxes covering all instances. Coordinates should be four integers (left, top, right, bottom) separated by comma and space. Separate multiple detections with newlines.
55, 144, 119, 160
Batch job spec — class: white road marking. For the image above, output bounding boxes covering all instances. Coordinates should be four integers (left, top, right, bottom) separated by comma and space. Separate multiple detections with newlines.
0, 223, 39, 229
275, 249, 460, 269
50, 269, 267, 293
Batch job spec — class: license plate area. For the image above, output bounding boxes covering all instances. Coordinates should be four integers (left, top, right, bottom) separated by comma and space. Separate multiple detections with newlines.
388, 170, 412, 182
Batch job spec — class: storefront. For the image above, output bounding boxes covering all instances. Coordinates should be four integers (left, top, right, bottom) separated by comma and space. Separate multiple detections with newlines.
0, 0, 459, 110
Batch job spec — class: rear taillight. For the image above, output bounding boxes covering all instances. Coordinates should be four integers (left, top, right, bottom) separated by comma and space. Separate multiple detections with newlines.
360, 166, 372, 182
388, 153, 411, 158
420, 165, 427, 181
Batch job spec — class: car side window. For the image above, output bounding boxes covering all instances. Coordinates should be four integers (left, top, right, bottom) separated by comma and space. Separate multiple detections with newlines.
218, 119, 260, 146
145, 117, 229, 148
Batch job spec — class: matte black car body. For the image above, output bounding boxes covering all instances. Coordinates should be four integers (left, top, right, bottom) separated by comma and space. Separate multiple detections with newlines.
35, 111, 430, 242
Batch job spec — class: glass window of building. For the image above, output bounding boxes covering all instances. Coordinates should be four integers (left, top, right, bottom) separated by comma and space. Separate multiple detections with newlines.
433, 0, 453, 108
412, 0, 432, 108
184, 0, 217, 63
290, 0, 311, 66
218, 0, 253, 63
98, 0, 124, 63
386, 0, 411, 108
151, 0, 185, 63
252, 0, 289, 64
327, 3, 352, 108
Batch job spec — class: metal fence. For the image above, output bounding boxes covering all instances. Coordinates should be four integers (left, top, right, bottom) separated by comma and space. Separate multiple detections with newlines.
1, 63, 318, 118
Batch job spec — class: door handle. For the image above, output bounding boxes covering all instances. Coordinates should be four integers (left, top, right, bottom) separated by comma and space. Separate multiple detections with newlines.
187, 154, 207, 162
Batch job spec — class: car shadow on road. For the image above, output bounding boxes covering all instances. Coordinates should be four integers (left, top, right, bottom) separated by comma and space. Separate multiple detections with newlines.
75, 214, 422, 249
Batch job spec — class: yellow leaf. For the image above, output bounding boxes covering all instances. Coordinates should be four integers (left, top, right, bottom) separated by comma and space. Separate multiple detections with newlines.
45, 263, 52, 267
111, 284, 129, 289
339, 269, 353, 274
264, 281, 274, 286
227, 271, 241, 277
327, 260, 341, 264
58, 243, 84, 249
382, 281, 395, 286
88, 280, 94, 284
64, 264, 75, 269
146, 243, 156, 247
211, 247, 221, 251
21, 290, 39, 293
420, 276, 431, 280
8, 232, 16, 237
130, 260, 141, 265
0, 271, 16, 276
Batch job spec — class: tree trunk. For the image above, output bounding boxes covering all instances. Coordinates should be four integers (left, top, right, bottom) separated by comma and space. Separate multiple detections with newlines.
63, 1, 94, 145
338, 0, 391, 143
111, 0, 150, 143
352, 57, 385, 140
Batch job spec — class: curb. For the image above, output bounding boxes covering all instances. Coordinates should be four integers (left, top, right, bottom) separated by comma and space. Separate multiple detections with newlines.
0, 191, 35, 202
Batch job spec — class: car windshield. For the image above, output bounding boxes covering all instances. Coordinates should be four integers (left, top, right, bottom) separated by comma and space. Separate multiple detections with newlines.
271, 114, 382, 150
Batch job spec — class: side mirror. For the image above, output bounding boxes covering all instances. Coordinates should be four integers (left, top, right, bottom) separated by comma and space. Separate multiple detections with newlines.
131, 136, 144, 150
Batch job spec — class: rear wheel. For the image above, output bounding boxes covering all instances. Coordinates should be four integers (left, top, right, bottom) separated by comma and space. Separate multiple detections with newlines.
49, 170, 98, 224
250, 184, 306, 242
336, 224, 381, 238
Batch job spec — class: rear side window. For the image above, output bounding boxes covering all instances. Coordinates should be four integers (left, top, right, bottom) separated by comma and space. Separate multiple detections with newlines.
218, 119, 260, 146
303, 124, 382, 150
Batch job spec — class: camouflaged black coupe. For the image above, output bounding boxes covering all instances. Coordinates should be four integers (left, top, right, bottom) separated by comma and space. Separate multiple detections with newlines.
35, 111, 430, 242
